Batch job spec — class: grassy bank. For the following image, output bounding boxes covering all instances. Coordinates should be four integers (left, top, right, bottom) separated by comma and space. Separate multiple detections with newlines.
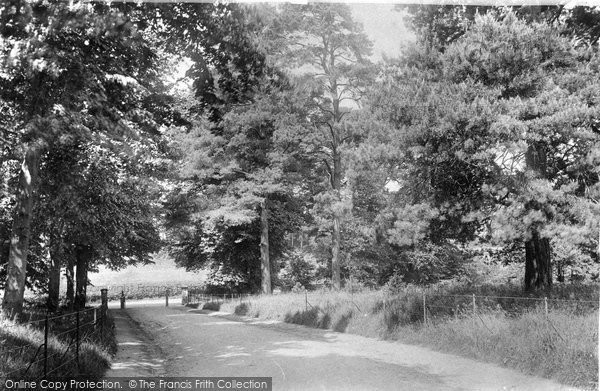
0, 308, 115, 382
214, 285, 598, 389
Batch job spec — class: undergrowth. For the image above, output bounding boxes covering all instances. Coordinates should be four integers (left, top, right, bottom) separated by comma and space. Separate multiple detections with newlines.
215, 283, 598, 389
0, 307, 115, 383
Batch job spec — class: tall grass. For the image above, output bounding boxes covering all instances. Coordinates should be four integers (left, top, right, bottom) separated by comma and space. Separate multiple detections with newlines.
0, 309, 114, 381
216, 285, 598, 389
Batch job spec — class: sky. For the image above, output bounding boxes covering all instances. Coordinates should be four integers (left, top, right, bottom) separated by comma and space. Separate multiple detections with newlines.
350, 4, 415, 61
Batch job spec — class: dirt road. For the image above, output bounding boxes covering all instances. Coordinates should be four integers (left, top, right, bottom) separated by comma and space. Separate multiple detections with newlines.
122, 303, 577, 391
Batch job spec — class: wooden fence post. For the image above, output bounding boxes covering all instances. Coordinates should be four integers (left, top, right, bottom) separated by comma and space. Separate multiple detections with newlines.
120, 290, 126, 309
181, 286, 189, 306
43, 313, 49, 377
101, 288, 108, 310
76, 310, 80, 371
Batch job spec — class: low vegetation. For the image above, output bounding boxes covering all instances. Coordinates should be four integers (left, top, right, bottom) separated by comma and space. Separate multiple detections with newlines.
0, 307, 115, 381
216, 283, 598, 389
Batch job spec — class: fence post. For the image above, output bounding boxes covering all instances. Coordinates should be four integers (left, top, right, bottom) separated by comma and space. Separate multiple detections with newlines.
101, 288, 108, 310
120, 290, 126, 309
544, 297, 548, 316
76, 310, 80, 372
423, 292, 427, 326
166, 289, 170, 307
100, 309, 104, 345
181, 286, 188, 306
43, 313, 49, 377
100, 288, 107, 345
93, 307, 97, 330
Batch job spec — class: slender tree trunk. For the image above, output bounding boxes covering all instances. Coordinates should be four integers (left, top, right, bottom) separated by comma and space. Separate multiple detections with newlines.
75, 245, 91, 310
524, 143, 552, 291
331, 148, 342, 290
260, 199, 271, 294
2, 144, 41, 316
332, 214, 341, 289
47, 240, 62, 312
65, 252, 75, 310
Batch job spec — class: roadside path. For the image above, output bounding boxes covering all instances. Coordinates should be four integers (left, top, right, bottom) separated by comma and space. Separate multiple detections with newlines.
104, 309, 166, 377
118, 303, 579, 391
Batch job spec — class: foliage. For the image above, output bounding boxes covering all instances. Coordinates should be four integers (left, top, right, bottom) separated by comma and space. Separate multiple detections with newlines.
0, 308, 114, 380
400, 5, 600, 49
145, 3, 279, 123
277, 249, 317, 291
385, 244, 468, 286
0, 1, 176, 304
364, 12, 600, 288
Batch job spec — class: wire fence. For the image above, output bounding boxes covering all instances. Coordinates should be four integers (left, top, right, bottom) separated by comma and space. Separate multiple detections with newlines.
1, 303, 110, 381
182, 287, 599, 332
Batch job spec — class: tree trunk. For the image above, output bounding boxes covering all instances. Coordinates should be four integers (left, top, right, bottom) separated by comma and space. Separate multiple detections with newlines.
47, 241, 61, 312
260, 199, 271, 294
523, 142, 552, 290
75, 245, 91, 310
65, 254, 75, 310
524, 231, 552, 291
2, 144, 41, 316
331, 149, 342, 290
332, 214, 341, 289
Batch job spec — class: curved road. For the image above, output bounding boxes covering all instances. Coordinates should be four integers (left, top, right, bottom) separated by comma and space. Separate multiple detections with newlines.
120, 303, 576, 391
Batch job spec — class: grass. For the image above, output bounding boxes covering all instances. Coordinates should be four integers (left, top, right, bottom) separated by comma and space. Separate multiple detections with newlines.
0, 307, 116, 382
393, 308, 597, 389
215, 284, 598, 389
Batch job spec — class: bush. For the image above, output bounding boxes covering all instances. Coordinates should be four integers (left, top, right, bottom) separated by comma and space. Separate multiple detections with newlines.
277, 249, 316, 291
387, 243, 468, 286
204, 267, 247, 294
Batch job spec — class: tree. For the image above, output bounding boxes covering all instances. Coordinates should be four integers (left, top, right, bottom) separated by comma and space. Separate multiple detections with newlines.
165, 86, 307, 293
399, 5, 600, 50
1, 1, 173, 314
268, 4, 375, 289
34, 139, 163, 309
367, 12, 600, 290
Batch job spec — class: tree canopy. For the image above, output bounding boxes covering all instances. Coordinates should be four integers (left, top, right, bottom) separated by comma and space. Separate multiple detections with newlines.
2, 3, 599, 314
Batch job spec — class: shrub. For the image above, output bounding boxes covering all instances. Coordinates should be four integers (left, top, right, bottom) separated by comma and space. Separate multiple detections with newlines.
387, 243, 468, 286
277, 249, 316, 291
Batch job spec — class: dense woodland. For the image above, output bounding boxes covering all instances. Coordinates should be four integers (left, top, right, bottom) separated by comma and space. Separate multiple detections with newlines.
1, 2, 599, 315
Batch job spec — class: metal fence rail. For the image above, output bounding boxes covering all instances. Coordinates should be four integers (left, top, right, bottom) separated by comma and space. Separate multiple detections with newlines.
1, 300, 110, 381
181, 287, 599, 327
